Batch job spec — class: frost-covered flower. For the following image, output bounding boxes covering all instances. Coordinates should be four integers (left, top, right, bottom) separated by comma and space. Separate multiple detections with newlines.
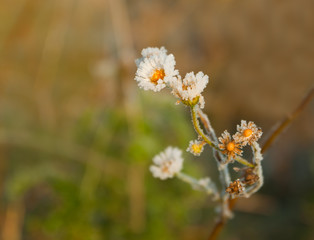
241, 167, 259, 186
233, 120, 263, 146
134, 47, 179, 92
150, 147, 183, 180
218, 130, 243, 161
171, 71, 209, 108
226, 179, 244, 196
187, 140, 205, 156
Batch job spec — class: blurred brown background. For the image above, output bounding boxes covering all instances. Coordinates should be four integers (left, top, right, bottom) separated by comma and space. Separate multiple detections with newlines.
0, 0, 313, 239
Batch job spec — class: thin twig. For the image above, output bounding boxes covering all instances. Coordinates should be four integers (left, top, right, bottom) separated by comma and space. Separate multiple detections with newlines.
261, 87, 313, 153
208, 198, 237, 240
208, 87, 313, 240
234, 156, 255, 168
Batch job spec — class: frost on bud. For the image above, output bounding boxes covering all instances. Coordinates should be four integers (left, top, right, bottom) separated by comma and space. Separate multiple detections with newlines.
187, 140, 205, 156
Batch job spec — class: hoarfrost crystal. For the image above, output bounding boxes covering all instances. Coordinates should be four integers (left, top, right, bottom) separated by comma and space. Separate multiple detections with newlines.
150, 147, 183, 180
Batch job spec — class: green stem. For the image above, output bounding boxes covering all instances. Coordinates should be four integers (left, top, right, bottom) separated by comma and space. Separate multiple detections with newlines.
191, 106, 220, 151
234, 156, 255, 168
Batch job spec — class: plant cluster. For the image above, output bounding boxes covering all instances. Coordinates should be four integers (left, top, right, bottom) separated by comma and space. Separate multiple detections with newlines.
134, 47, 264, 219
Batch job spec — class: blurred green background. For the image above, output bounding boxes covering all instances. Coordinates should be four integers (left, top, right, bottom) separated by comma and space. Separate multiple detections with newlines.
0, 0, 313, 239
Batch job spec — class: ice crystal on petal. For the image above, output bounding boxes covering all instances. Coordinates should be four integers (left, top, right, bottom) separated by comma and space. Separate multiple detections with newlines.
150, 147, 184, 180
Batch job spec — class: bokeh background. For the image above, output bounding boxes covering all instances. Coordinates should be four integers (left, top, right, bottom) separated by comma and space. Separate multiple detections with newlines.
0, 0, 313, 239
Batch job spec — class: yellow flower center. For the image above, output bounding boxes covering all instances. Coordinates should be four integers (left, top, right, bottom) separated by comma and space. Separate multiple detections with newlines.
243, 129, 253, 137
162, 164, 169, 173
226, 142, 235, 152
192, 144, 202, 154
150, 69, 165, 84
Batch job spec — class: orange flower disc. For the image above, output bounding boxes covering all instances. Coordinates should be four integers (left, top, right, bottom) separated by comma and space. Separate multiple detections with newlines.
150, 69, 165, 84
243, 129, 253, 137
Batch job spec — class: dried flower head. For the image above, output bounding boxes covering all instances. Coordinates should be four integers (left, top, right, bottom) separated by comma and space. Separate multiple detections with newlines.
233, 120, 263, 146
135, 47, 179, 92
187, 140, 206, 156
171, 71, 209, 108
226, 179, 244, 196
242, 168, 259, 186
218, 130, 243, 161
150, 147, 184, 180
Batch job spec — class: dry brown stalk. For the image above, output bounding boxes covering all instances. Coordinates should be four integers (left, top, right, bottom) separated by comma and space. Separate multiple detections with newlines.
261, 87, 313, 154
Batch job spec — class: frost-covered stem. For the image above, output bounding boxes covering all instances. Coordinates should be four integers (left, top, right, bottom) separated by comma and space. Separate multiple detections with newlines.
218, 163, 231, 187
176, 172, 219, 199
191, 106, 230, 187
221, 194, 233, 218
208, 198, 237, 240
191, 106, 219, 151
196, 106, 218, 142
244, 142, 264, 197
176, 172, 199, 185
191, 106, 231, 218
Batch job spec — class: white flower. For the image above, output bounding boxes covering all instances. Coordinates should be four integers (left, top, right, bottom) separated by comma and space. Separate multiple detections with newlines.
135, 48, 179, 92
171, 71, 209, 108
150, 146, 183, 180
186, 140, 205, 156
